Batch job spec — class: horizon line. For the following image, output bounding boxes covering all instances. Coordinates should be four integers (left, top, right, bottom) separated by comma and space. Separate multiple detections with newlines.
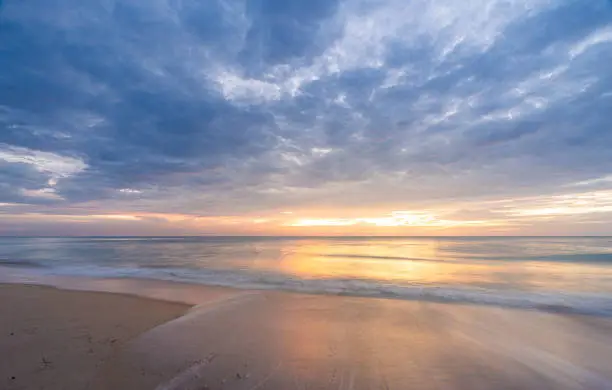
2, 235, 611, 239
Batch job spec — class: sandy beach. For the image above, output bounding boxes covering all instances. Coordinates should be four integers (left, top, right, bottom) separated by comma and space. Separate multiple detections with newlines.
3, 281, 612, 390
0, 284, 190, 390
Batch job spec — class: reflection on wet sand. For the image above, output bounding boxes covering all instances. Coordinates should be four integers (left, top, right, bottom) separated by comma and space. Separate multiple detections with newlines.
92, 285, 612, 390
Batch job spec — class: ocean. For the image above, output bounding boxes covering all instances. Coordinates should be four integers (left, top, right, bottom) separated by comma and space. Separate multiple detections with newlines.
2, 236, 612, 316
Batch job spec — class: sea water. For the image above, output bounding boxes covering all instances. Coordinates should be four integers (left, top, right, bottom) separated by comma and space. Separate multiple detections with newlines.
2, 236, 612, 315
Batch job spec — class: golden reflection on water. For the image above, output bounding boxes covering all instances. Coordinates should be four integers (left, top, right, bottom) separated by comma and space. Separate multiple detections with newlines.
257, 239, 612, 292
271, 239, 494, 286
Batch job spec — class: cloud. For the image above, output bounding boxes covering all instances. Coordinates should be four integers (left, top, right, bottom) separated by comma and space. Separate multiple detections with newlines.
0, 160, 53, 203
0, 144, 86, 178
1, 0, 612, 234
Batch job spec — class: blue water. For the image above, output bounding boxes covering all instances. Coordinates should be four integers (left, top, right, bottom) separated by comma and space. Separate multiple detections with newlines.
2, 236, 612, 315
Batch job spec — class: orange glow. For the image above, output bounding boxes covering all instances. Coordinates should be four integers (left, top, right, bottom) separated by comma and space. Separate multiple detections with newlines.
0, 207, 513, 235
286, 211, 502, 228
8, 189, 612, 235
270, 239, 498, 287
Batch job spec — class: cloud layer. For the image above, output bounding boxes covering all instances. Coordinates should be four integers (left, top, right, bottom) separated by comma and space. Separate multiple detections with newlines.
1, 0, 612, 234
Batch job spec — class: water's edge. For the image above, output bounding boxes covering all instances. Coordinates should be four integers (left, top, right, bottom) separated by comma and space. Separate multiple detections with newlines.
1, 266, 611, 317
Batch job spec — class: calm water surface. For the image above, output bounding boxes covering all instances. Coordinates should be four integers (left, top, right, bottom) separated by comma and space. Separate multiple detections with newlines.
2, 236, 612, 314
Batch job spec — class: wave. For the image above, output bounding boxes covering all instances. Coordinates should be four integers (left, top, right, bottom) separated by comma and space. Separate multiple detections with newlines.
316, 252, 612, 265
318, 253, 446, 262
528, 253, 612, 263
0, 259, 47, 268
19, 264, 612, 317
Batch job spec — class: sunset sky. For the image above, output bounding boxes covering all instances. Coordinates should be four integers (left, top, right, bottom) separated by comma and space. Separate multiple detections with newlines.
1, 0, 612, 236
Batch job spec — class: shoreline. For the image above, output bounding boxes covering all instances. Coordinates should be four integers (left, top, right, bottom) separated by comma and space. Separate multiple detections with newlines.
2, 280, 612, 389
2, 265, 612, 318
0, 268, 250, 306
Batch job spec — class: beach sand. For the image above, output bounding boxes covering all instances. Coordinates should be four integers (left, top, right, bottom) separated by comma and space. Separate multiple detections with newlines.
0, 284, 191, 390
2, 281, 612, 390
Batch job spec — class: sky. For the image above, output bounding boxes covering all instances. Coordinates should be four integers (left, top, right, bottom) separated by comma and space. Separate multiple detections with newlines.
1, 0, 612, 236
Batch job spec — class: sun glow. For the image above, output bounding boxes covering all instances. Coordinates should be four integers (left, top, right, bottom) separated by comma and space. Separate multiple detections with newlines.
287, 211, 497, 228
7, 188, 612, 235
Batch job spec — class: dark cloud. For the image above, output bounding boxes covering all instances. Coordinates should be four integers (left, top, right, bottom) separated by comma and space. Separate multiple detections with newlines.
1, 0, 281, 202
0, 161, 53, 204
239, 0, 341, 72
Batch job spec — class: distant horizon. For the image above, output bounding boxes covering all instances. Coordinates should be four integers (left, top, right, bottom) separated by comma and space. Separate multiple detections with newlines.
3, 235, 612, 238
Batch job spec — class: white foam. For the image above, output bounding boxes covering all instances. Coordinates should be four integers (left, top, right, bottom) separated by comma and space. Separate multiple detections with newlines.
4, 265, 611, 317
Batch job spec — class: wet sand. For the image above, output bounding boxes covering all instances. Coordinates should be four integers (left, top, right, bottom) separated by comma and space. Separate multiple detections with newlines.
96, 291, 612, 390
2, 281, 612, 389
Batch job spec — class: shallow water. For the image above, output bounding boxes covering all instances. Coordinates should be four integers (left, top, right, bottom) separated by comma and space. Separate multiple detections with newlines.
2, 236, 612, 315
